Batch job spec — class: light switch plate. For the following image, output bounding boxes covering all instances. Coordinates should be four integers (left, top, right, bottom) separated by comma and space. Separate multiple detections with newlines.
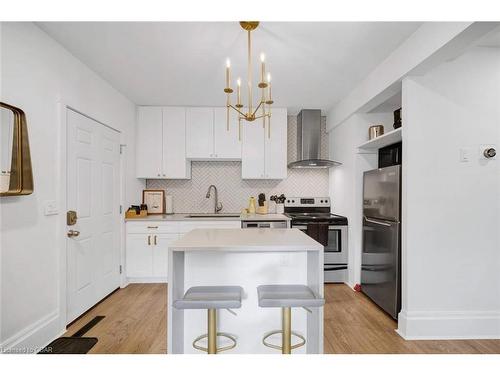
44, 200, 59, 216
459, 147, 471, 162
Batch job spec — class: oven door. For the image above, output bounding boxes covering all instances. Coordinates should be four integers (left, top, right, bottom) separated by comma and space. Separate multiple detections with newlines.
293, 224, 348, 282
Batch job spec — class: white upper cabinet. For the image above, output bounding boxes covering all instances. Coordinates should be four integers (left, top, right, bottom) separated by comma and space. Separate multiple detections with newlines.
241, 109, 266, 179
186, 107, 242, 160
213, 108, 242, 159
136, 106, 191, 179
162, 107, 191, 179
137, 106, 285, 180
136, 107, 163, 178
186, 107, 213, 159
242, 108, 287, 179
264, 108, 288, 179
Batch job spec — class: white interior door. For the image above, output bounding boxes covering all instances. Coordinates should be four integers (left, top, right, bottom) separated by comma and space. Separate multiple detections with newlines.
66, 109, 121, 323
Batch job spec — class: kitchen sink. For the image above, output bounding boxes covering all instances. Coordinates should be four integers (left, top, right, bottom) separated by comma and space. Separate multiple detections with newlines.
185, 213, 241, 218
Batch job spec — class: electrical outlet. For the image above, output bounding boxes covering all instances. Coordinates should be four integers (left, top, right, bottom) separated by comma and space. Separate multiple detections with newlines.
44, 200, 59, 216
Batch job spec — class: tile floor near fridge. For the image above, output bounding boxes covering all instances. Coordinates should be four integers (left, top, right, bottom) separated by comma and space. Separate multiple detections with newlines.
63, 284, 500, 354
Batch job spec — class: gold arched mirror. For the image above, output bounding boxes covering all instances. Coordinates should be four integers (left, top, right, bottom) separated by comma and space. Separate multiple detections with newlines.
1, 102, 33, 196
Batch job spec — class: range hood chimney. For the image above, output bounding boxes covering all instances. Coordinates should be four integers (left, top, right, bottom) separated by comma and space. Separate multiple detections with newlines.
288, 109, 342, 169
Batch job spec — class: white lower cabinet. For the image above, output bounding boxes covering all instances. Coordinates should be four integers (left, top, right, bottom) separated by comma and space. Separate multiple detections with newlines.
153, 234, 178, 278
126, 234, 154, 278
125, 220, 241, 282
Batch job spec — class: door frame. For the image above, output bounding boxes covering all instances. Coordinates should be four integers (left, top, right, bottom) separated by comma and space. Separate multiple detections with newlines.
57, 102, 125, 331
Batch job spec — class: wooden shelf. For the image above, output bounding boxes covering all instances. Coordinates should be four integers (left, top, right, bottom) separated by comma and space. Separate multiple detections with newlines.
358, 128, 401, 150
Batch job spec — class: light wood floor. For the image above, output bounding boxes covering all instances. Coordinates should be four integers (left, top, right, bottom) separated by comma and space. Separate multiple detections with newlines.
64, 283, 500, 354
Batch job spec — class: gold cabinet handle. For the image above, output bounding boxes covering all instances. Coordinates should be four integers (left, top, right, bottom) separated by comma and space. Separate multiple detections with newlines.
147, 235, 151, 246
154, 235, 157, 245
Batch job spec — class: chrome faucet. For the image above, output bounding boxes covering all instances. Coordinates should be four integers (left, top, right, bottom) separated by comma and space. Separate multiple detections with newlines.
205, 185, 223, 213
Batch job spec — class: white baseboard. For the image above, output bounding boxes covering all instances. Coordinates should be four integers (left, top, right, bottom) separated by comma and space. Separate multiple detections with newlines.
126, 277, 167, 284
1, 311, 63, 354
397, 309, 500, 340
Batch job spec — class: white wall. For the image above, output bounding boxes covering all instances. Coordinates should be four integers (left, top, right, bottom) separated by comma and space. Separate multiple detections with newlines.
328, 113, 392, 287
327, 22, 499, 131
398, 46, 500, 339
0, 22, 143, 351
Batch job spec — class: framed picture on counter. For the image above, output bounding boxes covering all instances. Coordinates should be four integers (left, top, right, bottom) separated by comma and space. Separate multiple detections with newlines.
142, 189, 165, 214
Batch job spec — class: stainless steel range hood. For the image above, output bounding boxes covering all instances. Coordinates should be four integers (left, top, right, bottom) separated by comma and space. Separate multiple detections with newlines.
288, 109, 342, 169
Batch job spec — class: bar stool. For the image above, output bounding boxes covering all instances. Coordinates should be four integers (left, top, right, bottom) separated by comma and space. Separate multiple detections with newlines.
173, 285, 243, 354
257, 284, 324, 354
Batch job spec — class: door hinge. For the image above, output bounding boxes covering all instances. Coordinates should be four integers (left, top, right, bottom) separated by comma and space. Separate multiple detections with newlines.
119, 265, 123, 274
119, 205, 123, 214
119, 144, 126, 154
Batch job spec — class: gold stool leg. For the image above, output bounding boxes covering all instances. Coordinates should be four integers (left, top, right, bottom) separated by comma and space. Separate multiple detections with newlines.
207, 308, 217, 354
282, 307, 292, 354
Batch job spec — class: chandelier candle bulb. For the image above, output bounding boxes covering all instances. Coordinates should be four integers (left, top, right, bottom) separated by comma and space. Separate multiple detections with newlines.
259, 53, 267, 88
266, 73, 273, 104
226, 59, 231, 87
236, 78, 242, 107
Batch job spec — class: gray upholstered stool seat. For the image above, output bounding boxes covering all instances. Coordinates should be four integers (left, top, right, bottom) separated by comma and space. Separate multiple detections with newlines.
257, 284, 324, 354
173, 285, 243, 354
174, 286, 243, 310
258, 284, 324, 308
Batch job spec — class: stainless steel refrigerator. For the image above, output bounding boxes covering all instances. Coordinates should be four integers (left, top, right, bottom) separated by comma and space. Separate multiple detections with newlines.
361, 165, 401, 319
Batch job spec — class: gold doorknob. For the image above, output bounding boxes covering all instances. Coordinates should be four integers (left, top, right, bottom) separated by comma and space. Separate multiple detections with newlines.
67, 230, 80, 238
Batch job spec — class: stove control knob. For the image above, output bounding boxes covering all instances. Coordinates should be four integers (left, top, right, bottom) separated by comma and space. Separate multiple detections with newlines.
320, 200, 324, 203
292, 200, 295, 203
287, 200, 290, 203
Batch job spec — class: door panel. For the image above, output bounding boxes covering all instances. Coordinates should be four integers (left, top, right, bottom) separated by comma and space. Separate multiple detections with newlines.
361, 218, 400, 319
363, 165, 401, 221
213, 107, 242, 159
264, 108, 287, 179
153, 234, 178, 278
67, 109, 121, 323
241, 108, 265, 179
162, 107, 191, 179
126, 234, 153, 277
186, 107, 213, 159
136, 106, 163, 178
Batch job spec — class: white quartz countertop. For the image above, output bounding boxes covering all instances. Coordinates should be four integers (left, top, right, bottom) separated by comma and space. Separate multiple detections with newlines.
125, 213, 290, 222
169, 228, 322, 252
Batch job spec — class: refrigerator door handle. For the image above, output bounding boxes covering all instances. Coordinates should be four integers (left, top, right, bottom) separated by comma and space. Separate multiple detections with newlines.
364, 216, 397, 227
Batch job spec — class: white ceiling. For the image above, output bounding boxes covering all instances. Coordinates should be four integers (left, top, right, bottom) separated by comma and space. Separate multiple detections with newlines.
37, 22, 421, 113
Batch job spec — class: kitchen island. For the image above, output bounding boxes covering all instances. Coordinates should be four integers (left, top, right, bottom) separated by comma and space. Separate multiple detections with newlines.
167, 228, 324, 354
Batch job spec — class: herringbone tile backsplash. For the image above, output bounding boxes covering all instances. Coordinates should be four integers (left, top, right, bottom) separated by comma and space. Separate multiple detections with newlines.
147, 115, 330, 213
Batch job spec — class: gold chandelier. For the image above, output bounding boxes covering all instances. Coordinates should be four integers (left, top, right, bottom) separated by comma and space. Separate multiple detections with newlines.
224, 21, 273, 140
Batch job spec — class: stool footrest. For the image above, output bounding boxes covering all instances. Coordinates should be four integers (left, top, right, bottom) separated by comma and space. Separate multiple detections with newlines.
193, 332, 237, 353
262, 330, 306, 351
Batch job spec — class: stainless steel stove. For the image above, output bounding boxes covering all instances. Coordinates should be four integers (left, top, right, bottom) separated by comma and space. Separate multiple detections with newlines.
285, 197, 348, 283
